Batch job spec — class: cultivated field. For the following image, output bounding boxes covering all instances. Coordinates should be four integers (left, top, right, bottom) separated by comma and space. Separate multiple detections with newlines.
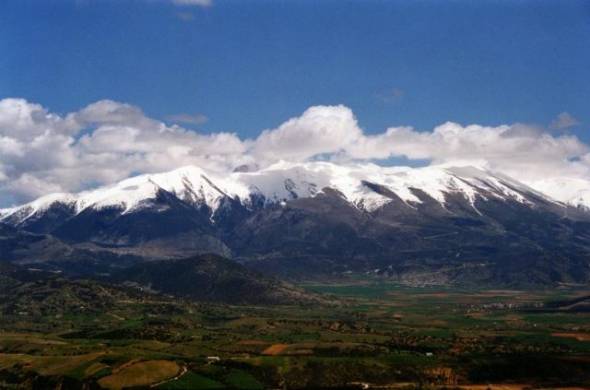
1, 279, 589, 389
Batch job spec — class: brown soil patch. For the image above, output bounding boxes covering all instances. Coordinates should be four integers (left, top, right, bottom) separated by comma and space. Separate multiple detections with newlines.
502, 314, 525, 323
457, 385, 528, 390
98, 360, 179, 390
428, 319, 449, 327
0, 352, 103, 376
0, 333, 68, 345
416, 292, 451, 298
477, 290, 524, 295
552, 332, 590, 341
262, 343, 289, 355
458, 385, 590, 390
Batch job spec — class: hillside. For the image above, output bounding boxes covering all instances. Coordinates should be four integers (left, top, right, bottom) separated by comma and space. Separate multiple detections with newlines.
110, 254, 325, 305
0, 263, 147, 318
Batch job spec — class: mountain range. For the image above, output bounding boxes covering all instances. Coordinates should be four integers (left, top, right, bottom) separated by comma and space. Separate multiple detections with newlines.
2, 161, 590, 287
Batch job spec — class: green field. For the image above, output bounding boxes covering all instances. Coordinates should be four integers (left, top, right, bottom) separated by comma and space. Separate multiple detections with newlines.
1, 280, 589, 389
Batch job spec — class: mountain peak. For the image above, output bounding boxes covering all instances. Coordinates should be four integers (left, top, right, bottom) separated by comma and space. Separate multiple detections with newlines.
0, 162, 583, 227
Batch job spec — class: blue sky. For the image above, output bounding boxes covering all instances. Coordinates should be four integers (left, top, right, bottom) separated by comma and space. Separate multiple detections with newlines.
1, 0, 590, 207
2, 0, 589, 139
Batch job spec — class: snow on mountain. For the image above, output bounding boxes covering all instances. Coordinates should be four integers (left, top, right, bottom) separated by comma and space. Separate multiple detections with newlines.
0, 166, 250, 225
238, 161, 548, 210
531, 177, 590, 210
0, 161, 577, 226
0, 193, 78, 225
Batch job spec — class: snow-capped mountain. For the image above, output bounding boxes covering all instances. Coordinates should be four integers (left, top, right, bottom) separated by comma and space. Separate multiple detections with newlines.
0, 161, 568, 226
530, 177, 590, 210
2, 162, 590, 287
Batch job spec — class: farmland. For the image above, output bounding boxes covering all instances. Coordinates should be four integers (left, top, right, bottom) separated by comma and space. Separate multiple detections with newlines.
1, 279, 589, 389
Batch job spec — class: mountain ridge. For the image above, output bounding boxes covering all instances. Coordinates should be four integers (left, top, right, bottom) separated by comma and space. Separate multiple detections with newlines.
2, 162, 590, 287
2, 161, 583, 226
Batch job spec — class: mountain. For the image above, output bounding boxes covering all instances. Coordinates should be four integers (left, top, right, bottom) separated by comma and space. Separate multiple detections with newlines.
0, 221, 142, 276
110, 254, 325, 305
2, 162, 590, 286
3, 162, 582, 226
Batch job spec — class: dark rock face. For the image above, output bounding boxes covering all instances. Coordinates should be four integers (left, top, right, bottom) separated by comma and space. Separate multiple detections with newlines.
54, 190, 217, 245
6, 202, 77, 234
2, 180, 590, 287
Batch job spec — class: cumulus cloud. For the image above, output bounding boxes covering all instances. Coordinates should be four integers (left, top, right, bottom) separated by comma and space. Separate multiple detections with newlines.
0, 98, 246, 203
250, 104, 590, 189
251, 105, 362, 163
350, 122, 590, 184
550, 112, 580, 130
69, 100, 160, 129
0, 98, 589, 206
250, 105, 590, 184
165, 113, 208, 125
0, 98, 78, 139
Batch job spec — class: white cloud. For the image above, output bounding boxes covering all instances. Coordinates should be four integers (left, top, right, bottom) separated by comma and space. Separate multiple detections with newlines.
171, 0, 212, 7
0, 98, 589, 206
0, 98, 246, 203
550, 112, 580, 130
349, 122, 590, 184
252, 105, 362, 163
250, 105, 590, 191
165, 113, 208, 125
0, 98, 78, 139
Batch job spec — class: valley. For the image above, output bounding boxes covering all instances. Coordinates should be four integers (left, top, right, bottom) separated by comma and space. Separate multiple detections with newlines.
1, 271, 589, 389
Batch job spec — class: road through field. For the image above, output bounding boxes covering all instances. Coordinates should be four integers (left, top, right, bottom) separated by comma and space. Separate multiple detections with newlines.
150, 364, 188, 388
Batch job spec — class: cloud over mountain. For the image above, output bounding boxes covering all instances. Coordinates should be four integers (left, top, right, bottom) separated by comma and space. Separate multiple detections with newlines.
0, 97, 588, 206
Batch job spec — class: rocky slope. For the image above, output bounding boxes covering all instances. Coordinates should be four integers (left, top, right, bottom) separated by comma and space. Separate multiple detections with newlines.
2, 162, 590, 286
